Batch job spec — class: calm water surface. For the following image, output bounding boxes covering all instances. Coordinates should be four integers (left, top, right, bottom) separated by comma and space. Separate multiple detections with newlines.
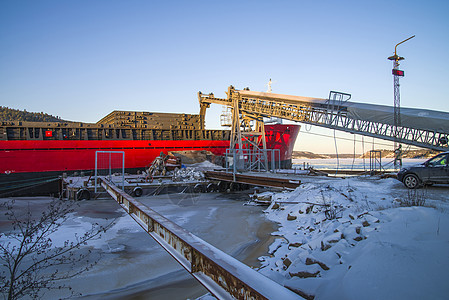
292, 158, 427, 170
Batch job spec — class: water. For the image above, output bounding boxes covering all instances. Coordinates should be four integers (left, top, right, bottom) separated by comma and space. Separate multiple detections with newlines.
293, 158, 427, 171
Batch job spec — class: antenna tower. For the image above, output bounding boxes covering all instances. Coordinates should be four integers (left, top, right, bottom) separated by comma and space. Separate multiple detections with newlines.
388, 35, 415, 168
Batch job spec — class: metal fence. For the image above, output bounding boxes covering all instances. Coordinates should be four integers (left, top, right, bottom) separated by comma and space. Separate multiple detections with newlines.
369, 150, 383, 174
94, 151, 125, 193
225, 148, 280, 173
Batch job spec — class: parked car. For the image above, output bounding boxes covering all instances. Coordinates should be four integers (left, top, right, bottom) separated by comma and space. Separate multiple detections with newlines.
397, 151, 449, 188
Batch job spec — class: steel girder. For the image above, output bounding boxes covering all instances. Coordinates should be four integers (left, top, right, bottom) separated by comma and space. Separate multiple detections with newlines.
198, 89, 448, 151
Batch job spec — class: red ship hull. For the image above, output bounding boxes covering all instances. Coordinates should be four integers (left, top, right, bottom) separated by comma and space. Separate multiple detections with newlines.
0, 124, 299, 195
0, 140, 229, 174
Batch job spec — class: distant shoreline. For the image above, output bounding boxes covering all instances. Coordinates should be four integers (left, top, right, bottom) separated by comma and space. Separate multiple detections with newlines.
292, 149, 440, 160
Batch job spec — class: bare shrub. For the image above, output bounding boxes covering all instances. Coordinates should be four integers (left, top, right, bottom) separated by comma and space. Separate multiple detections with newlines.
0, 199, 114, 299
325, 204, 344, 220
320, 191, 344, 220
399, 189, 427, 207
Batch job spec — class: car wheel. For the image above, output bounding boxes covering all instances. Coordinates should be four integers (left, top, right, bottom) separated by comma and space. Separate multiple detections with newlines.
403, 174, 420, 189
77, 189, 91, 200
206, 183, 218, 193
193, 184, 204, 193
133, 187, 143, 197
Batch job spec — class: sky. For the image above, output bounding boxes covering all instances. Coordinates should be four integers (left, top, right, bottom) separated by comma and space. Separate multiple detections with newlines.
1, 0, 448, 154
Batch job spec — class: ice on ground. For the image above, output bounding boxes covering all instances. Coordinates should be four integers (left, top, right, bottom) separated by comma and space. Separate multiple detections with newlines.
259, 176, 449, 300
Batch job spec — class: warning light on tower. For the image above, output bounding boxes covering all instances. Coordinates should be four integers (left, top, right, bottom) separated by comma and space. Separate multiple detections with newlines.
392, 69, 405, 76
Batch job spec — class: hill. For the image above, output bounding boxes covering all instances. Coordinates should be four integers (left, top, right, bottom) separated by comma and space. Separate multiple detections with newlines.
293, 149, 440, 159
292, 151, 360, 159
359, 149, 440, 159
0, 106, 67, 122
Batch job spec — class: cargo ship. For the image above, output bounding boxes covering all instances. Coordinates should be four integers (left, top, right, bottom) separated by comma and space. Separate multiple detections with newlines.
0, 110, 300, 196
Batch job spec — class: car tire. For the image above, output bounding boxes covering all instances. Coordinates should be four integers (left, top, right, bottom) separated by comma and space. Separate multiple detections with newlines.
206, 183, 218, 193
77, 189, 91, 200
133, 187, 143, 197
193, 184, 204, 193
217, 181, 228, 192
403, 174, 420, 189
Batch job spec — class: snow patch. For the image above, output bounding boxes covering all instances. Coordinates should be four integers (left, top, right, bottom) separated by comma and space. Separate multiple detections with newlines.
259, 176, 449, 300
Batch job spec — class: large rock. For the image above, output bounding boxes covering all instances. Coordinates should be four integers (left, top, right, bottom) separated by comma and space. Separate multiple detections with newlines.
305, 257, 330, 270
287, 214, 297, 221
289, 270, 320, 278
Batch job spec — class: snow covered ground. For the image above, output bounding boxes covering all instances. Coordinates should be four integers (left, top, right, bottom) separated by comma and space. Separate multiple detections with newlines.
257, 176, 449, 300
2, 166, 448, 300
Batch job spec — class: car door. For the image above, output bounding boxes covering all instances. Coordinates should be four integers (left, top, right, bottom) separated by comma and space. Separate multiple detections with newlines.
442, 154, 449, 183
425, 153, 449, 183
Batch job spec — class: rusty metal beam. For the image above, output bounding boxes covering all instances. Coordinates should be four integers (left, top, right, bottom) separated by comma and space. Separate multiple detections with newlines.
100, 177, 301, 300
205, 171, 301, 190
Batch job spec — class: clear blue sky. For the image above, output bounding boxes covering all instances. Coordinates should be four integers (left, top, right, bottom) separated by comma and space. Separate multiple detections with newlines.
1, 0, 448, 153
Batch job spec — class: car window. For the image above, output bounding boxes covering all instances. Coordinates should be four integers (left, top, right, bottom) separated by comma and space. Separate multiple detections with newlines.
427, 154, 448, 166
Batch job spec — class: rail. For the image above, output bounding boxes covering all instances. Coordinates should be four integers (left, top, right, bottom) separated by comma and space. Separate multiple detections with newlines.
205, 171, 301, 190
100, 177, 301, 300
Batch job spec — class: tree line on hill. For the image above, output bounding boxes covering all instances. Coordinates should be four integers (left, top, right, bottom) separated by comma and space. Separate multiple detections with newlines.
0, 106, 67, 122
292, 149, 440, 159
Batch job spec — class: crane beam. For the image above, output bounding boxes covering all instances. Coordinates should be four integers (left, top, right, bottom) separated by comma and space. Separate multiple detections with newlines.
198, 86, 449, 151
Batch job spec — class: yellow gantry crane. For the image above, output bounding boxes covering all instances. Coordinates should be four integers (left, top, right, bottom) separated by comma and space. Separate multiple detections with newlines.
199, 86, 268, 154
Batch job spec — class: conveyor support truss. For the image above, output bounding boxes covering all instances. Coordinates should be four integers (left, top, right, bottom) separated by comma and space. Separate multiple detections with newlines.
198, 86, 449, 151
